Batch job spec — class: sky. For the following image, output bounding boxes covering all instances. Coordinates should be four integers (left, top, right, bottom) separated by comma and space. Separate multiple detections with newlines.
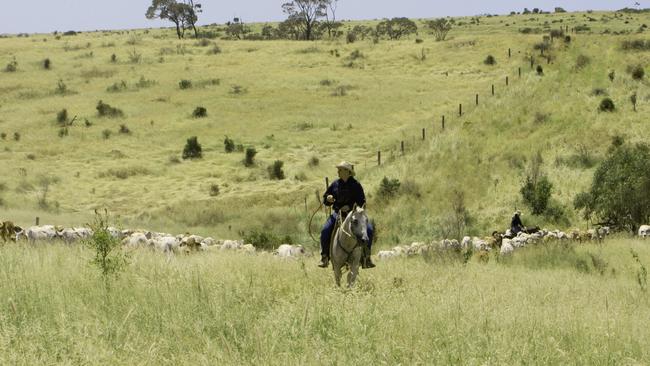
0, 0, 639, 34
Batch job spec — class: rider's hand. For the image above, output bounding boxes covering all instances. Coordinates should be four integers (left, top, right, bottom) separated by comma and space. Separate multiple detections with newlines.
326, 195, 335, 203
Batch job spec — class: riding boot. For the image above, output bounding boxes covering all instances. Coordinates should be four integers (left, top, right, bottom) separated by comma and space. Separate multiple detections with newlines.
361, 246, 376, 269
318, 255, 329, 268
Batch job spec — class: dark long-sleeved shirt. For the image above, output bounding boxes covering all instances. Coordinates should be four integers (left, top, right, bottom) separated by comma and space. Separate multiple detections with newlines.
511, 214, 524, 233
323, 177, 366, 213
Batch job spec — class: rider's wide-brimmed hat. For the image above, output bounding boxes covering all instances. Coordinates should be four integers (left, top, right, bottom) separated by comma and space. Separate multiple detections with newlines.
335, 161, 355, 176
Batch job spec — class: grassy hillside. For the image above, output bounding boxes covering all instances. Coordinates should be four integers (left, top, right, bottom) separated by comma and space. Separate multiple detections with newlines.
0, 11, 649, 247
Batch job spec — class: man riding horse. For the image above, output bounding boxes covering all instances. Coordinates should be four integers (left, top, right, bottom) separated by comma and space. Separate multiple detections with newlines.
318, 161, 375, 269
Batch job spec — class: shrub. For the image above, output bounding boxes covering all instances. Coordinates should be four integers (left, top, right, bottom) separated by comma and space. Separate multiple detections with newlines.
209, 184, 220, 196
58, 127, 68, 138
536, 65, 544, 75
240, 229, 291, 251
346, 32, 357, 43
599, 98, 615, 112
224, 136, 235, 153
179, 79, 192, 89
84, 209, 129, 280
426, 18, 452, 41
195, 38, 212, 47
377, 177, 401, 198
106, 80, 127, 93
110, 53, 117, 63
267, 160, 285, 180
308, 156, 319, 167
591, 88, 607, 96
608, 70, 616, 81
118, 124, 130, 134
128, 49, 141, 63
5, 58, 17, 72
564, 35, 572, 43
230, 85, 247, 94
182, 136, 202, 160
630, 65, 645, 80
13, 132, 20, 141
575, 54, 591, 69
244, 147, 257, 167
135, 76, 156, 88
102, 129, 112, 139
192, 106, 207, 118
43, 58, 51, 69
521, 175, 553, 215
484, 55, 496, 65
0, 132, 5, 140
56, 109, 68, 124
96, 100, 124, 118
55, 79, 68, 95
207, 45, 222, 55
575, 142, 650, 232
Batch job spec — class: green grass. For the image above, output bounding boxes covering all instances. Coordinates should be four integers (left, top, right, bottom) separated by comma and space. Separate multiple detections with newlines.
0, 11, 649, 247
0, 238, 649, 364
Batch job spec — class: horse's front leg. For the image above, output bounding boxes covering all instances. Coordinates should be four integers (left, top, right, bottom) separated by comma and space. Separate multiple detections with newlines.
333, 263, 343, 287
347, 253, 362, 288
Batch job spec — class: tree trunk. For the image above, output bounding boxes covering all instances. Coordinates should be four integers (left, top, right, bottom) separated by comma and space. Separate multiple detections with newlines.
175, 22, 182, 39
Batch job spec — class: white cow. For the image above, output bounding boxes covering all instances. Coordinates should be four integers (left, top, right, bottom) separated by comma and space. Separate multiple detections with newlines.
500, 239, 514, 255
23, 225, 58, 243
122, 232, 152, 248
220, 240, 243, 250
275, 244, 306, 258
377, 250, 400, 260
151, 235, 181, 252
639, 225, 650, 238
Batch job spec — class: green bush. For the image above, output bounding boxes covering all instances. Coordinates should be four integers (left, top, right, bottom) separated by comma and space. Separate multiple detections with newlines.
56, 109, 68, 124
599, 98, 615, 112
240, 228, 292, 251
179, 79, 192, 89
520, 175, 553, 215
377, 177, 401, 198
575, 141, 650, 232
484, 55, 496, 65
192, 106, 207, 118
224, 136, 235, 153
182, 136, 202, 160
84, 210, 129, 280
43, 58, 51, 70
96, 100, 124, 118
244, 147, 257, 167
630, 65, 645, 80
267, 160, 285, 180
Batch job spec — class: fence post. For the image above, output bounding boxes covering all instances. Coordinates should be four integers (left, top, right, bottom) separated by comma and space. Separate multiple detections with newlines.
442, 115, 445, 130
459, 104, 462, 117
325, 177, 329, 190
476, 94, 479, 106
508, 48, 511, 58
401, 141, 404, 154
519, 67, 522, 78
506, 76, 509, 86
35, 217, 40, 226
422, 128, 426, 140
377, 151, 381, 166
547, 56, 551, 64
492, 84, 495, 96
530, 56, 534, 69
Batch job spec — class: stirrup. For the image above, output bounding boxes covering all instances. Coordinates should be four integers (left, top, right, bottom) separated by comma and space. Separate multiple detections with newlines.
318, 256, 329, 268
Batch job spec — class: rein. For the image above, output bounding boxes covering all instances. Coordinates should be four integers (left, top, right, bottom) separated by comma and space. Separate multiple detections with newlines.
307, 202, 324, 244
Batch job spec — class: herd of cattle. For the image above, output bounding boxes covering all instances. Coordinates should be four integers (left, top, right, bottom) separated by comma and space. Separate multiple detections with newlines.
1, 220, 650, 260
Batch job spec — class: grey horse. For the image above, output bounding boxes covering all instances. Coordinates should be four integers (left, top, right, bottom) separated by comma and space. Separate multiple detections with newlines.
331, 205, 369, 287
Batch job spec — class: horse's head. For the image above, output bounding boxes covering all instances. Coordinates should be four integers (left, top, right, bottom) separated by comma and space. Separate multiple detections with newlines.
348, 205, 369, 245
